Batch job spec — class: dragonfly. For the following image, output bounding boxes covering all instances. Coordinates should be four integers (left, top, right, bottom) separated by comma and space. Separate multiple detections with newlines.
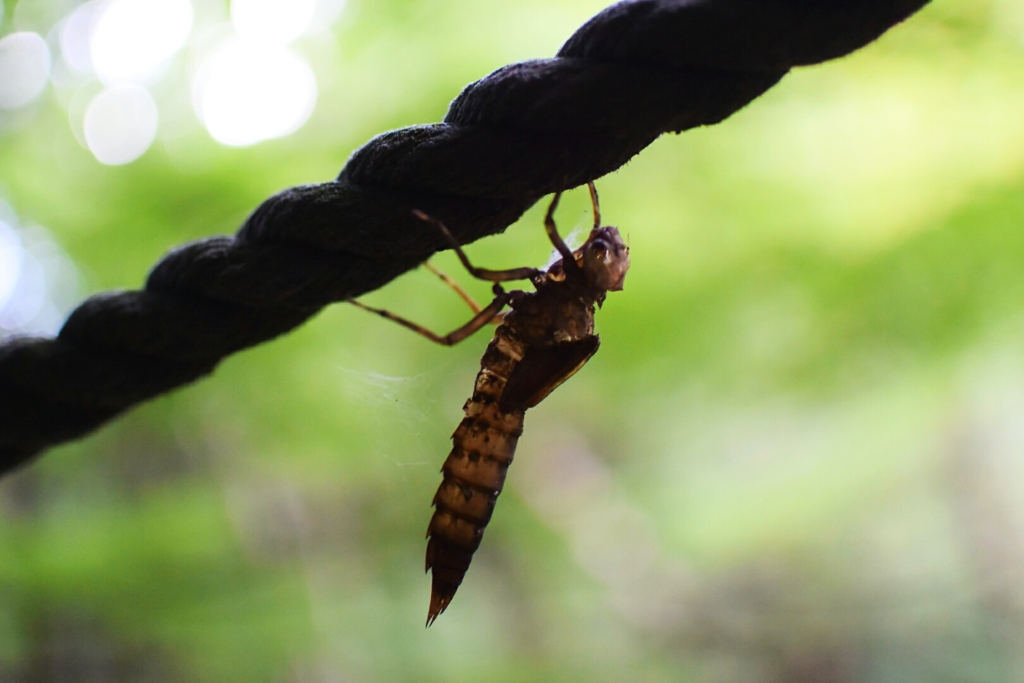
351, 183, 630, 625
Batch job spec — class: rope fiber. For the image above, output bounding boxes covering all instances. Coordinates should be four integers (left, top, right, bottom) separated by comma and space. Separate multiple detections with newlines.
0, 0, 931, 475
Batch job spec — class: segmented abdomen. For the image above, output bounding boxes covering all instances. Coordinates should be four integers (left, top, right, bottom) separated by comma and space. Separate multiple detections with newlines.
425, 324, 526, 625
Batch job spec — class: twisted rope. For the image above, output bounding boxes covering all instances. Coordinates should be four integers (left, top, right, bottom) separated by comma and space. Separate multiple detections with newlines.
0, 0, 931, 475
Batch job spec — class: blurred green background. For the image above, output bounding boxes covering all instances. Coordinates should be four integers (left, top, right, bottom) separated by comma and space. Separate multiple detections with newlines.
3, 0, 1024, 681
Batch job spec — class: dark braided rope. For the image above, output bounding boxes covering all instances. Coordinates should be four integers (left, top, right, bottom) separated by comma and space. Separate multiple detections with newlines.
0, 0, 931, 475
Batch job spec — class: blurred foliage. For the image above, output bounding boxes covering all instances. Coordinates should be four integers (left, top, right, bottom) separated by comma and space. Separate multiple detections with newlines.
3, 0, 1024, 681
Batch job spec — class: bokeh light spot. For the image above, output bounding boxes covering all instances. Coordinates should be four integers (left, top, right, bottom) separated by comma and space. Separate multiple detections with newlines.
60, 1, 100, 75
0, 218, 81, 337
0, 32, 51, 109
0, 222, 22, 311
196, 40, 317, 147
313, 0, 348, 26
0, 246, 44, 331
231, 0, 316, 45
84, 84, 159, 165
90, 0, 193, 85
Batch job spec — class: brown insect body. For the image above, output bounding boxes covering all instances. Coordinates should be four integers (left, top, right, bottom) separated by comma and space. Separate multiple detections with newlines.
426, 221, 630, 625
350, 188, 628, 625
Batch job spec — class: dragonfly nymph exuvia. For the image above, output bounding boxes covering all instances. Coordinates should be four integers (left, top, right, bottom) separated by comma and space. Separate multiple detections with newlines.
351, 183, 630, 625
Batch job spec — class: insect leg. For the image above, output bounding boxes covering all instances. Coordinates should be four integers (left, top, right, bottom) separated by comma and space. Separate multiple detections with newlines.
413, 210, 541, 283
349, 290, 509, 346
423, 262, 505, 324
423, 262, 483, 313
588, 181, 602, 230
543, 192, 581, 273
